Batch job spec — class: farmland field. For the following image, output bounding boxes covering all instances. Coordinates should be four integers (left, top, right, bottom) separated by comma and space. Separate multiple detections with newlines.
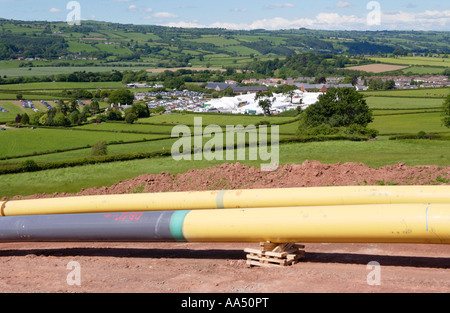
370, 111, 448, 135
0, 82, 124, 91
345, 64, 409, 73
365, 97, 443, 110
2, 138, 450, 198
138, 114, 297, 126
1, 86, 449, 197
362, 88, 450, 98
369, 56, 450, 67
403, 66, 447, 75
0, 66, 152, 78
0, 127, 153, 159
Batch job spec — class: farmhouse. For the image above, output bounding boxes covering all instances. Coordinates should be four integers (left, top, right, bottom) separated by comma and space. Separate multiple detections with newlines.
105, 103, 132, 112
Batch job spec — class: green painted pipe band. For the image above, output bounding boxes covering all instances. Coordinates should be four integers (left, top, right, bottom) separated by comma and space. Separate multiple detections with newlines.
169, 210, 191, 242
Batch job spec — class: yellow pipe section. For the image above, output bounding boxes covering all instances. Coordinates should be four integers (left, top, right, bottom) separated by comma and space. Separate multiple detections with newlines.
182, 204, 450, 244
2, 186, 450, 217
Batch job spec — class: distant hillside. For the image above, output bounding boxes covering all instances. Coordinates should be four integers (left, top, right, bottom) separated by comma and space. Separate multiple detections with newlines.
0, 19, 449, 68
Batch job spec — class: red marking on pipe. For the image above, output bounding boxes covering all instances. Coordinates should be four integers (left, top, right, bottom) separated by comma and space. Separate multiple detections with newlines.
104, 212, 143, 221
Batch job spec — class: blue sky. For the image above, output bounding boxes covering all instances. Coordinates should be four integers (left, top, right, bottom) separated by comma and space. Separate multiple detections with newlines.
0, 0, 449, 31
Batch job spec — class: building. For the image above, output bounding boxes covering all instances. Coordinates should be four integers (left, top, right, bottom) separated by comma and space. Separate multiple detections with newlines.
233, 86, 269, 95
127, 83, 151, 89
205, 82, 236, 92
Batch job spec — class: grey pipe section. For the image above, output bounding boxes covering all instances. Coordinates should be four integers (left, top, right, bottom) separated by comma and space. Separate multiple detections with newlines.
0, 211, 178, 243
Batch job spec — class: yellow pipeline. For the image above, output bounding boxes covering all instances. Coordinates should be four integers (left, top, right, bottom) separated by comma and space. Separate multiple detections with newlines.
2, 186, 450, 217
181, 204, 450, 244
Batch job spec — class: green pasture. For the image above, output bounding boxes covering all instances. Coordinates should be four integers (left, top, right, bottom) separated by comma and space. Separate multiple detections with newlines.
2, 138, 450, 197
1, 86, 450, 197
0, 127, 151, 159
0, 81, 124, 91
362, 88, 449, 99
403, 66, 447, 75
366, 97, 443, 110
190, 35, 241, 47
0, 137, 179, 166
0, 101, 26, 122
139, 114, 297, 127
0, 66, 149, 78
370, 111, 448, 135
369, 56, 450, 67
75, 122, 175, 135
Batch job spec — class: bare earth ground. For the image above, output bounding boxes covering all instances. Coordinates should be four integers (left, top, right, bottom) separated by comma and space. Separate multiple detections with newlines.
345, 64, 409, 73
1, 161, 450, 293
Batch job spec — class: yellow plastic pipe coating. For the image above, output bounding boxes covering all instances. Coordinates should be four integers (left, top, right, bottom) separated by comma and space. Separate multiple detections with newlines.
1, 186, 450, 217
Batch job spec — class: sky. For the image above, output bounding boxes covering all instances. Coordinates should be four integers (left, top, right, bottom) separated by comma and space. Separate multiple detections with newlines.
0, 0, 449, 31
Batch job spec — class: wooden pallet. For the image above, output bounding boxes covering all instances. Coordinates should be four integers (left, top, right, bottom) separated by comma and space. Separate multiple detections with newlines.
245, 243, 305, 268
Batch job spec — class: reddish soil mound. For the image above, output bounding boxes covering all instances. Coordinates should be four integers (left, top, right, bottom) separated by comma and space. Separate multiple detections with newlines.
6, 161, 450, 200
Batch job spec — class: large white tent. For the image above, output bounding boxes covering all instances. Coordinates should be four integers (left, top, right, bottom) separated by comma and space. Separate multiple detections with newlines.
204, 90, 322, 115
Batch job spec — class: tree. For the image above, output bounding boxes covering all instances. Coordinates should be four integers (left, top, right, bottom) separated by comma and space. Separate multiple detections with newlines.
20, 113, 30, 125
258, 99, 273, 117
443, 94, 450, 128
69, 111, 80, 125
129, 103, 149, 118
89, 100, 100, 114
444, 68, 450, 78
106, 109, 123, 121
92, 141, 108, 156
108, 88, 134, 105
125, 112, 138, 124
300, 87, 376, 137
52, 112, 71, 127
255, 92, 274, 117
30, 112, 45, 126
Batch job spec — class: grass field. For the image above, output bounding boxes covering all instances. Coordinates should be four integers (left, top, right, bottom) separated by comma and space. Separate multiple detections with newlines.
369, 56, 450, 68
138, 114, 297, 127
0, 82, 124, 91
362, 88, 449, 98
366, 97, 443, 110
0, 66, 150, 78
370, 112, 448, 135
1, 87, 450, 197
0, 127, 153, 159
403, 66, 447, 75
2, 138, 450, 197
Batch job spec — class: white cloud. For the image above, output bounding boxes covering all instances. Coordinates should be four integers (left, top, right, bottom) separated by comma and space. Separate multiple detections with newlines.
335, 1, 353, 8
128, 5, 152, 13
265, 3, 296, 9
162, 9, 450, 31
152, 12, 179, 19
49, 8, 61, 13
